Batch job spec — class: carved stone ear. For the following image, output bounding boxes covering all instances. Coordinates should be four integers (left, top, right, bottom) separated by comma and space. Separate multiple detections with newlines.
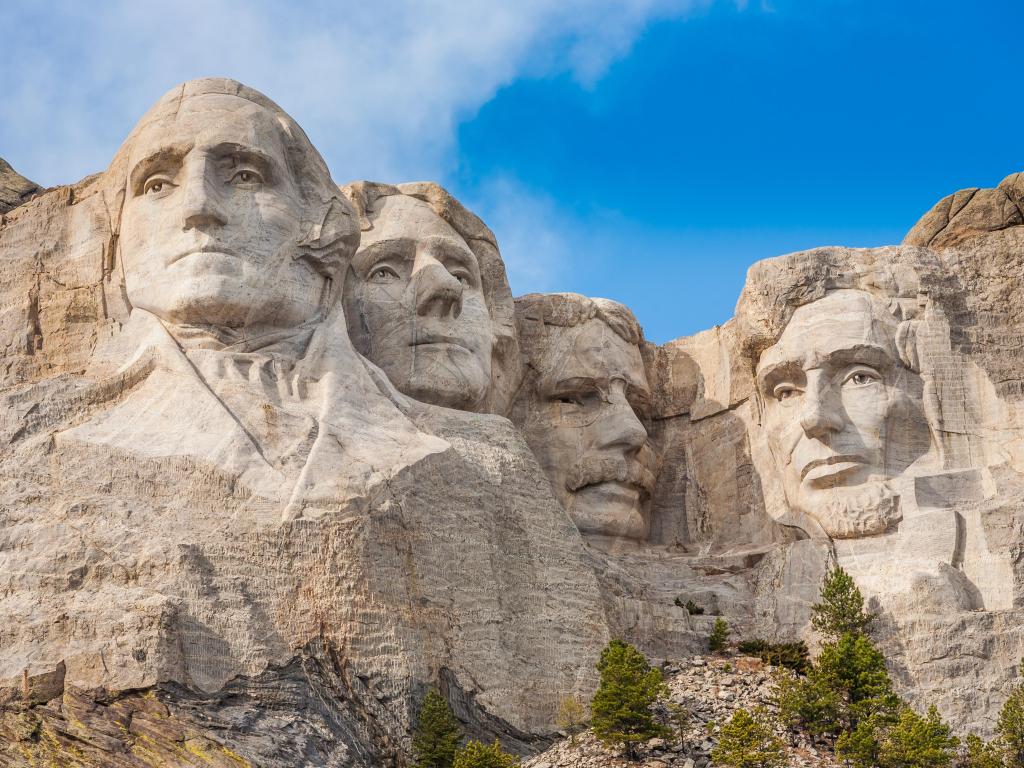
299, 196, 360, 256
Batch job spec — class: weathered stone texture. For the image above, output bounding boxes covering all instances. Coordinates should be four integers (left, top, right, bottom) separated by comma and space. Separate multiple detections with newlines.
4, 77, 1024, 764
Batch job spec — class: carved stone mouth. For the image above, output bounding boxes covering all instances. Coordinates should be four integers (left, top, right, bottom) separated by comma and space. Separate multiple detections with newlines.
800, 454, 865, 483
409, 334, 472, 350
169, 246, 240, 265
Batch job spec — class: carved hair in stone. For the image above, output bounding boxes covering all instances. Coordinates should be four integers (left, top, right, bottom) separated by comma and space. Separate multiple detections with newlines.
753, 289, 932, 539
340, 181, 520, 414
512, 292, 657, 541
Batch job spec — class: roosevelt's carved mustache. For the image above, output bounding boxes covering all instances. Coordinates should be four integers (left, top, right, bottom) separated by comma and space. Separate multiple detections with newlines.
565, 455, 657, 495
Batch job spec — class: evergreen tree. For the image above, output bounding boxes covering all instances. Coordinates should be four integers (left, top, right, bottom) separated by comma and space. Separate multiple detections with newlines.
710, 707, 786, 768
555, 695, 587, 745
452, 740, 519, 768
709, 618, 730, 652
876, 705, 958, 768
773, 669, 842, 737
999, 684, 1024, 767
962, 734, 1005, 768
811, 566, 876, 642
590, 639, 670, 758
835, 716, 884, 768
413, 689, 463, 768
666, 701, 691, 749
814, 632, 900, 728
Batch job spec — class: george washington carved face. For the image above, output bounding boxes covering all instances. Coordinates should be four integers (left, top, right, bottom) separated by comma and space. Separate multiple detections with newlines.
118, 92, 333, 333
755, 289, 931, 538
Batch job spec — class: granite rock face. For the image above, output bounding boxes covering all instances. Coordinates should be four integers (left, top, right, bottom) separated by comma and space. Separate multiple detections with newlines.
2, 77, 1024, 764
0, 158, 42, 215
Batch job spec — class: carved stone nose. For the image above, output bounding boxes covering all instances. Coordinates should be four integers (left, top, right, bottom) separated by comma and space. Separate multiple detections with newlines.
414, 262, 463, 319
181, 159, 227, 231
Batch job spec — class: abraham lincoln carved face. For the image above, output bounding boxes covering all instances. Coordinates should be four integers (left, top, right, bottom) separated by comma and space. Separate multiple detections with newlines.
756, 289, 931, 538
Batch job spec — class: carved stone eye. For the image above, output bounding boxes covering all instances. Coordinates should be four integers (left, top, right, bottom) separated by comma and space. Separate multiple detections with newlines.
369, 266, 399, 283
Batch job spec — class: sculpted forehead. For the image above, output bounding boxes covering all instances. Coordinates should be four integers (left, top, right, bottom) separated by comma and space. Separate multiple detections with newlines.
127, 94, 290, 170
541, 319, 648, 392
359, 194, 466, 250
757, 289, 899, 375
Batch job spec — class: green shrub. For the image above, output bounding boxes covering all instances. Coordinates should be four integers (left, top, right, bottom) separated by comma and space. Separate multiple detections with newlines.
811, 566, 876, 642
737, 639, 809, 674
709, 618, 730, 652
590, 639, 670, 758
774, 669, 842, 737
710, 707, 785, 768
674, 597, 705, 614
452, 740, 518, 768
413, 689, 463, 768
962, 734, 1005, 768
877, 705, 958, 768
666, 702, 690, 748
999, 684, 1024, 767
555, 695, 587, 745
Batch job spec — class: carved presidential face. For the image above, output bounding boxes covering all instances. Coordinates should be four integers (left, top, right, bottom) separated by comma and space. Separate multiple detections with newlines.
119, 93, 325, 330
756, 290, 930, 538
345, 194, 493, 410
520, 319, 655, 540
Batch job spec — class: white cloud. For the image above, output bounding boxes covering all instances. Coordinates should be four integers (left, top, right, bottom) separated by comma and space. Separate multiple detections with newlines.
1, 0, 704, 187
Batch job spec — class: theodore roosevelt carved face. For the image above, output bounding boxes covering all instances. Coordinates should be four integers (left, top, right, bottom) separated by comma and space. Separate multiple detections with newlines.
755, 289, 931, 538
118, 91, 330, 334
344, 193, 493, 411
514, 294, 656, 541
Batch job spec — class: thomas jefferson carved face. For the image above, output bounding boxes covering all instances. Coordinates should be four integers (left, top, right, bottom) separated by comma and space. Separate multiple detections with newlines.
119, 93, 325, 331
756, 290, 930, 538
519, 315, 655, 540
344, 194, 493, 410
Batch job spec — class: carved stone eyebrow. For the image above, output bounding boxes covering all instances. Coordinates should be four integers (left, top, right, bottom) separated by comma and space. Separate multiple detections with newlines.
208, 143, 278, 183
128, 143, 191, 196
423, 235, 479, 274
353, 238, 416, 272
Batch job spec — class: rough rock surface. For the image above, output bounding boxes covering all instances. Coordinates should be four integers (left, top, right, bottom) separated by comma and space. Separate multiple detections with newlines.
3, 76, 1024, 765
0, 158, 42, 215
523, 655, 841, 768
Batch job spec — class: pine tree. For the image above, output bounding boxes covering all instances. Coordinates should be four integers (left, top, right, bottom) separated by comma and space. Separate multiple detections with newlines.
452, 740, 519, 768
709, 618, 730, 652
961, 734, 1005, 768
877, 705, 958, 768
413, 689, 463, 768
811, 565, 876, 642
814, 632, 900, 728
836, 716, 884, 768
666, 701, 690, 749
590, 639, 670, 758
710, 707, 786, 768
999, 683, 1024, 767
555, 695, 587, 745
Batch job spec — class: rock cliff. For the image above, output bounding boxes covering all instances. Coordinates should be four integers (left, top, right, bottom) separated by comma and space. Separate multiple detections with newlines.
2, 78, 1024, 765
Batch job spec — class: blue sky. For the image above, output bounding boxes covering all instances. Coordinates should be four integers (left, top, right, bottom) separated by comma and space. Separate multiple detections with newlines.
3, 0, 1020, 342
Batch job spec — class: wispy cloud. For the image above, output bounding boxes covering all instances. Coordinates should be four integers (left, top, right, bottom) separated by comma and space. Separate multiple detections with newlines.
2, 0, 705, 186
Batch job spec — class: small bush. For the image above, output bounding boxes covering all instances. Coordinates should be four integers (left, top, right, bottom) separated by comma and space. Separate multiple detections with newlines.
711, 707, 785, 768
877, 705, 958, 768
452, 740, 519, 768
555, 695, 587, 745
674, 597, 705, 615
709, 618, 730, 653
737, 639, 810, 675
962, 734, 1005, 768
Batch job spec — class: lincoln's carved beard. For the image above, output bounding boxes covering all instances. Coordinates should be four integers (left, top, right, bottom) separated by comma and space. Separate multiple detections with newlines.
807, 479, 901, 539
